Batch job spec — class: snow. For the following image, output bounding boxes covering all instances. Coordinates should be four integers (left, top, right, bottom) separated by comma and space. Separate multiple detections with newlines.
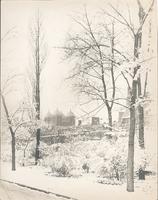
1, 128, 157, 200
1, 162, 157, 200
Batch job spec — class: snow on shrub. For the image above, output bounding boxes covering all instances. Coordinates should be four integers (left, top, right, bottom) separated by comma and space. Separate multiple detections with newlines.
28, 141, 49, 159
49, 155, 80, 177
17, 140, 50, 166
41, 135, 129, 179
134, 147, 150, 172
97, 178, 122, 185
97, 137, 127, 182
15, 133, 134, 180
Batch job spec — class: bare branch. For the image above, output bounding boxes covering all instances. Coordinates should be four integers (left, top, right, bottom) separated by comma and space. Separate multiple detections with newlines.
109, 4, 135, 35
121, 71, 131, 90
77, 103, 105, 119
1, 26, 17, 42
136, 0, 154, 34
143, 71, 148, 97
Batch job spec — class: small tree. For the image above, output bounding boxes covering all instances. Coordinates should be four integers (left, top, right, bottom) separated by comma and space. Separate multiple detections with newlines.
1, 90, 33, 170
1, 28, 21, 170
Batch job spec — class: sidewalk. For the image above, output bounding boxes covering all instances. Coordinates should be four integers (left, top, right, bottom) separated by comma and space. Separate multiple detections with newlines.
0, 162, 157, 200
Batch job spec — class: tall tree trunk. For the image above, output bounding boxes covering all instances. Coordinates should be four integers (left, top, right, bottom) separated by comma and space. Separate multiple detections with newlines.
109, 22, 115, 132
127, 33, 139, 192
134, 0, 153, 181
35, 76, 40, 165
138, 104, 144, 148
35, 92, 40, 165
35, 128, 40, 165
126, 0, 153, 191
137, 73, 145, 149
137, 0, 146, 150
138, 71, 148, 150
137, 12, 146, 176
34, 13, 41, 165
127, 80, 137, 192
127, 106, 135, 192
107, 108, 112, 131
100, 23, 115, 132
11, 133, 16, 170
35, 88, 40, 165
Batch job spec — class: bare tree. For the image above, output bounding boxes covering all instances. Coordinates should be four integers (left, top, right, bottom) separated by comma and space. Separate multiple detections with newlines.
1, 87, 32, 170
105, 0, 154, 191
1, 92, 16, 170
29, 11, 47, 165
63, 10, 128, 130
1, 28, 22, 171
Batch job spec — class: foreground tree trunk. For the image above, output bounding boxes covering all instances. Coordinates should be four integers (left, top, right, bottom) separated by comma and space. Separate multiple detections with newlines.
138, 105, 145, 148
1, 94, 16, 170
11, 133, 16, 170
137, 0, 145, 149
127, 31, 140, 192
137, 76, 145, 148
35, 74, 40, 165
107, 108, 112, 131
127, 80, 137, 192
35, 128, 40, 165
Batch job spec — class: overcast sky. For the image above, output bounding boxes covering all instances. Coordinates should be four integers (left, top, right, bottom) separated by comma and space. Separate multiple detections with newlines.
1, 0, 156, 123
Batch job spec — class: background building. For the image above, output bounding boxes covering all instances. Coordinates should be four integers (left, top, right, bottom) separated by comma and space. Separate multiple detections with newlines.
44, 110, 75, 127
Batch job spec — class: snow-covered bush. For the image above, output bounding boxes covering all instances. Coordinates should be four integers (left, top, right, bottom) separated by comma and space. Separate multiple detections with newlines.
15, 133, 131, 180
97, 178, 122, 185
82, 162, 90, 173
111, 155, 127, 180
49, 155, 79, 177
53, 162, 69, 177
97, 138, 127, 182
134, 147, 150, 174
28, 141, 49, 159
98, 156, 126, 181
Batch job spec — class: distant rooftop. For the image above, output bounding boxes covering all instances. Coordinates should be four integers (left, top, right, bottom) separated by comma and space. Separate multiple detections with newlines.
45, 109, 75, 118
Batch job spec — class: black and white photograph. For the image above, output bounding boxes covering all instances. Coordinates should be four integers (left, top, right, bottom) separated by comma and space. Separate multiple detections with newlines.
0, 0, 157, 199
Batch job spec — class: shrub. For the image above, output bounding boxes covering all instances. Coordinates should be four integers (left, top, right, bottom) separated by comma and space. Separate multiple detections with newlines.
135, 148, 149, 171
29, 141, 49, 159
97, 139, 127, 182
56, 162, 69, 177
110, 155, 127, 180
98, 156, 126, 181
50, 156, 78, 177
82, 163, 90, 173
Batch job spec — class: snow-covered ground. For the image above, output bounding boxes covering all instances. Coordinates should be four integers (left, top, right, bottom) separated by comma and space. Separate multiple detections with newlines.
0, 181, 66, 200
0, 162, 157, 200
1, 127, 157, 200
